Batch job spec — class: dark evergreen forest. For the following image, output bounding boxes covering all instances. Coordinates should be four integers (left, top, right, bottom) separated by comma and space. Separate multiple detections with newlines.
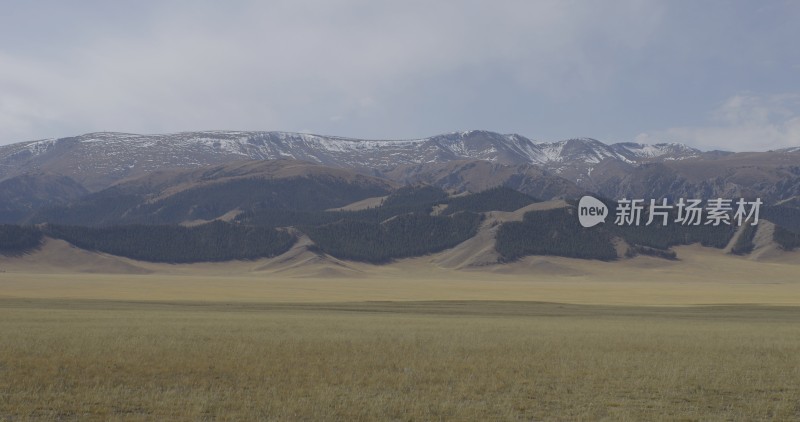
0, 225, 43, 256
43, 222, 295, 263
3, 184, 798, 263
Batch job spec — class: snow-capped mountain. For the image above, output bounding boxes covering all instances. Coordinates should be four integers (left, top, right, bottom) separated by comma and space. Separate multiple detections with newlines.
0, 130, 701, 191
1, 129, 799, 226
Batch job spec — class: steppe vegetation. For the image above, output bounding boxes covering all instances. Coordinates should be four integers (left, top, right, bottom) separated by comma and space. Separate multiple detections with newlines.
1, 300, 798, 421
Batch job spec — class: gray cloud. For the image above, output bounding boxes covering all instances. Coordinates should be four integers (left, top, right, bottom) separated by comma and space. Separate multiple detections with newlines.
1, 1, 798, 151
636, 94, 800, 152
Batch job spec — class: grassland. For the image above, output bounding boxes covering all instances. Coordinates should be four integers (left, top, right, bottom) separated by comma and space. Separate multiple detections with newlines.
1, 243, 799, 420
1, 299, 799, 421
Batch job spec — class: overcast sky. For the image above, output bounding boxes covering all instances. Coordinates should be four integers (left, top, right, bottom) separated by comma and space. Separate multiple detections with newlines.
1, 1, 798, 151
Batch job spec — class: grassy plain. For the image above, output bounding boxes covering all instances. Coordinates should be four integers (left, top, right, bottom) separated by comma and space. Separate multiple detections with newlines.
1, 300, 799, 421
1, 243, 799, 420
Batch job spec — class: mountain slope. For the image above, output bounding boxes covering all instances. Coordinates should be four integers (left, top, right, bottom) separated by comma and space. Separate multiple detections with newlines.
0, 173, 89, 223
29, 160, 396, 226
590, 151, 800, 203
381, 160, 583, 200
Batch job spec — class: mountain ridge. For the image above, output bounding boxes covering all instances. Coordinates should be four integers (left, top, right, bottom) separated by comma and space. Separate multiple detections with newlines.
2, 129, 799, 221
0, 130, 706, 191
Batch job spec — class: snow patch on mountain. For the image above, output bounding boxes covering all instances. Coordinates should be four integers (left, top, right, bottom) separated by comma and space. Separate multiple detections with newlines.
0, 130, 712, 193
612, 142, 700, 160
7, 131, 702, 168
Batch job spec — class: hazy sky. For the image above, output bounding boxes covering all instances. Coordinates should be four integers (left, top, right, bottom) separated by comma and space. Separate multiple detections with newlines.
1, 1, 798, 151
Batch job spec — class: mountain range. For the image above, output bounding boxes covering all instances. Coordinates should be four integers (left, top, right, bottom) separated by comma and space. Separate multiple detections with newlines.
0, 130, 706, 192
0, 130, 798, 266
3, 129, 799, 202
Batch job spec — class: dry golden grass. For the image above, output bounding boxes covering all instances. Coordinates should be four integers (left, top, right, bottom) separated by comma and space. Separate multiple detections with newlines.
1, 300, 799, 421
2, 238, 799, 420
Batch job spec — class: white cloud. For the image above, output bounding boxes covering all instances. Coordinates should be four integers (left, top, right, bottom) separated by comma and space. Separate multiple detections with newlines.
635, 94, 800, 151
